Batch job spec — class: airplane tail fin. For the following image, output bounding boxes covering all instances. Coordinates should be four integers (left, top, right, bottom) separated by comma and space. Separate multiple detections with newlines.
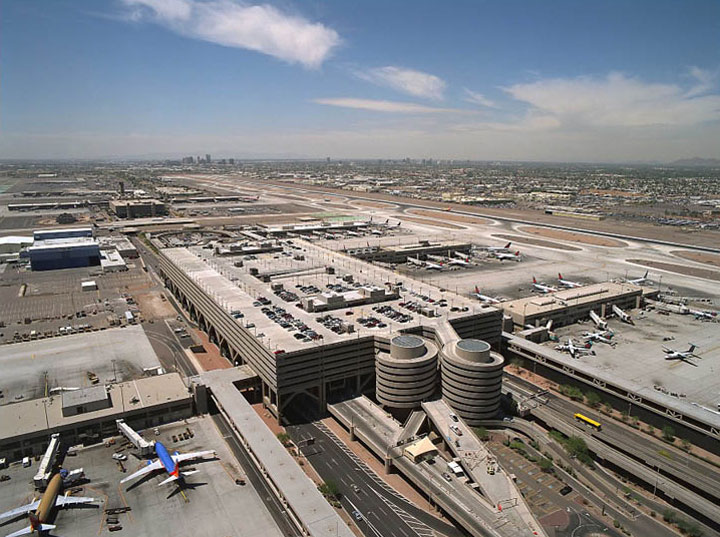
558, 273, 563, 280
505, 242, 511, 248
515, 251, 520, 256
532, 276, 537, 284
688, 344, 697, 353
475, 285, 480, 293
643, 270, 649, 278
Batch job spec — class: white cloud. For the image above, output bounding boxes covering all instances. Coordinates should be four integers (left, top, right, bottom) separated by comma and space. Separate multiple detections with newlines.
357, 66, 446, 100
463, 88, 496, 108
686, 66, 716, 97
123, 0, 340, 68
313, 98, 460, 113
504, 72, 720, 127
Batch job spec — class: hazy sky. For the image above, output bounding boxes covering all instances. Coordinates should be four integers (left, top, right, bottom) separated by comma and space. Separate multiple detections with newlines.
1, 0, 719, 161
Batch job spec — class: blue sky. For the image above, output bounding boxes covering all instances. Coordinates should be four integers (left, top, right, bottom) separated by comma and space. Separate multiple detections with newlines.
1, 0, 719, 161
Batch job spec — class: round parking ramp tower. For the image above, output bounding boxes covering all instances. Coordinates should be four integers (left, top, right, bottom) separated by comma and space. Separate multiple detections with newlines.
375, 335, 438, 409
441, 338, 504, 425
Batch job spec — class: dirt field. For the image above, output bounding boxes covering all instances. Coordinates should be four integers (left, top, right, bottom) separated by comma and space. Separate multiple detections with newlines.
519, 226, 627, 247
350, 200, 397, 209
135, 290, 176, 319
407, 208, 491, 225
492, 233, 581, 251
671, 250, 720, 268
626, 259, 720, 281
397, 215, 464, 229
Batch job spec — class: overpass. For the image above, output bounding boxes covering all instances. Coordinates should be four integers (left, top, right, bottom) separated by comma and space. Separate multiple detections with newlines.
503, 378, 720, 530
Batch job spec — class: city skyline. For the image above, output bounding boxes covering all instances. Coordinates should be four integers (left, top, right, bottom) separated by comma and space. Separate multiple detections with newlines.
1, 0, 719, 161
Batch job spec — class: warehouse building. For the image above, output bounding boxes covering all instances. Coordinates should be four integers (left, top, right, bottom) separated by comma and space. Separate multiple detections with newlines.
27, 237, 100, 270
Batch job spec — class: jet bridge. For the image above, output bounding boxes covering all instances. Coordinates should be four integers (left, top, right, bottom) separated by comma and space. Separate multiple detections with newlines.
33, 434, 60, 489
116, 419, 155, 456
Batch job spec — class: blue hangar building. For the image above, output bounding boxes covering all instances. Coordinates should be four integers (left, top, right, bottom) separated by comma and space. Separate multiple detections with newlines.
28, 227, 101, 271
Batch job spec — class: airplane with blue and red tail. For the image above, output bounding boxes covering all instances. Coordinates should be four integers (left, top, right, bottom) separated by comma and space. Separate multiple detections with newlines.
120, 441, 216, 487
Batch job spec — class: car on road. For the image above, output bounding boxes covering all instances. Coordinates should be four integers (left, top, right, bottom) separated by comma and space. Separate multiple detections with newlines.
352, 510, 362, 521
351, 484, 360, 493
112, 453, 128, 461
442, 472, 452, 482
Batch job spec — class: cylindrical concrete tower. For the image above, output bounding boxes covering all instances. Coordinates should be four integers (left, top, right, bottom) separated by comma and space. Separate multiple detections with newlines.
441, 339, 504, 425
375, 335, 438, 409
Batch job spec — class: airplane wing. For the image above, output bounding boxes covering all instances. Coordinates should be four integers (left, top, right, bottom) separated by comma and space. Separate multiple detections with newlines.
55, 495, 95, 507
6, 524, 55, 537
0, 501, 41, 521
172, 450, 216, 464
120, 460, 163, 484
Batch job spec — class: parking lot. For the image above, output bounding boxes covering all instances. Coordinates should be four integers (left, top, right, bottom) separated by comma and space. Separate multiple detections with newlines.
0, 416, 284, 537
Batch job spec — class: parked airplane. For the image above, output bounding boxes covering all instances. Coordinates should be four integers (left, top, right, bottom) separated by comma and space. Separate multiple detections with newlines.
663, 344, 701, 366
589, 310, 608, 331
453, 251, 471, 262
407, 257, 443, 270
484, 242, 512, 253
582, 330, 616, 346
611, 304, 634, 325
555, 338, 594, 359
532, 277, 558, 294
494, 250, 521, 262
426, 254, 447, 263
448, 258, 470, 267
0, 473, 95, 537
557, 273, 582, 288
690, 309, 717, 321
625, 270, 650, 285
472, 286, 501, 304
120, 442, 216, 487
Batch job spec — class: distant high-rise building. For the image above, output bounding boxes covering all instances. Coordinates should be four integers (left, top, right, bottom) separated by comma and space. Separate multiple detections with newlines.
228, 158, 235, 165
118, 181, 125, 195
206, 154, 211, 163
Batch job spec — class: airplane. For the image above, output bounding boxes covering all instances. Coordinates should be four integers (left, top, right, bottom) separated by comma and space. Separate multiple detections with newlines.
532, 277, 558, 294
0, 473, 95, 537
555, 338, 594, 359
589, 310, 608, 331
426, 254, 447, 263
582, 330, 616, 346
494, 250, 521, 262
663, 344, 701, 366
690, 309, 717, 321
453, 251, 471, 262
120, 441, 216, 488
472, 286, 501, 304
484, 242, 512, 253
625, 270, 650, 285
557, 273, 583, 288
611, 304, 634, 325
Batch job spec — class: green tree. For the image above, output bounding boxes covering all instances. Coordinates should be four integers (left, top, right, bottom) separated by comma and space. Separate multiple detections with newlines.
276, 432, 291, 446
662, 425, 675, 442
585, 391, 601, 408
474, 427, 490, 441
318, 481, 340, 500
539, 457, 554, 473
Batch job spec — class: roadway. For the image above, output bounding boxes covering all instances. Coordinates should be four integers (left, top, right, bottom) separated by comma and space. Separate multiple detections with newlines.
504, 375, 720, 531
287, 421, 464, 537
506, 373, 720, 503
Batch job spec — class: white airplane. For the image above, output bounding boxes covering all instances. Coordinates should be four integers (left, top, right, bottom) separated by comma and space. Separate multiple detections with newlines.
472, 286, 501, 304
557, 273, 582, 288
494, 250, 521, 261
448, 258, 470, 267
407, 257, 443, 270
427, 254, 447, 263
589, 310, 608, 331
120, 441, 216, 487
612, 304, 634, 325
555, 338, 594, 359
691, 309, 717, 321
484, 242, 512, 253
453, 251, 471, 261
625, 270, 650, 285
582, 330, 616, 346
532, 277, 558, 294
663, 344, 700, 366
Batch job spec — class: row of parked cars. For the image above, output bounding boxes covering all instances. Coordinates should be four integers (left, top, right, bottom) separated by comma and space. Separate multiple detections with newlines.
372, 304, 413, 323
316, 314, 350, 334
260, 305, 321, 343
